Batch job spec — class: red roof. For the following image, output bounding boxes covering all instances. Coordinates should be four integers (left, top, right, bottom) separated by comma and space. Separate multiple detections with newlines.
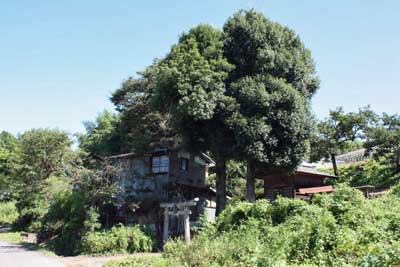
297, 185, 334, 195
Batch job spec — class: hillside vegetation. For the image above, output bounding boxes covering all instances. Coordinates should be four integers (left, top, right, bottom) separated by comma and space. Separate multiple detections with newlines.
321, 158, 400, 189
108, 184, 400, 267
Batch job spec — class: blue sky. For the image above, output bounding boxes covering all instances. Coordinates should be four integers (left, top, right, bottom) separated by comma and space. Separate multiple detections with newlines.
1, 0, 399, 135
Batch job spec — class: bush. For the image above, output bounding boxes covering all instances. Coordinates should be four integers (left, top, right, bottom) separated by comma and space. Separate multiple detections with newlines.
81, 224, 154, 255
0, 201, 18, 225
39, 190, 87, 256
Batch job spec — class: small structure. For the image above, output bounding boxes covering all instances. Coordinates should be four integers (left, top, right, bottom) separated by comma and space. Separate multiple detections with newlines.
261, 165, 337, 200
161, 200, 197, 245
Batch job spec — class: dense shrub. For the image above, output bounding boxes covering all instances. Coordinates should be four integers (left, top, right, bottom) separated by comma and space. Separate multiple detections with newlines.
39, 190, 88, 255
81, 224, 154, 255
0, 201, 18, 225
163, 184, 400, 267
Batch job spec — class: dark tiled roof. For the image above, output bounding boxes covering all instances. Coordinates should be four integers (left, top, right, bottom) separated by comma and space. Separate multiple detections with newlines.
335, 149, 369, 165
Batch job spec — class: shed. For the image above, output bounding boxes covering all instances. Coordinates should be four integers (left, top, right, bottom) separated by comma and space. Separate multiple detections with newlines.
261, 165, 337, 200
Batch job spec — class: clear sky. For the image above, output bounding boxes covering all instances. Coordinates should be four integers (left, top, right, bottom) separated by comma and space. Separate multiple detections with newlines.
1, 0, 399, 135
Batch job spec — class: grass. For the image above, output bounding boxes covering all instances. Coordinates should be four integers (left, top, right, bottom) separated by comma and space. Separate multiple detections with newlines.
104, 254, 165, 267
0, 231, 22, 243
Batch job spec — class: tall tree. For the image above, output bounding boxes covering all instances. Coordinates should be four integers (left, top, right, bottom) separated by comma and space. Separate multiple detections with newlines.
365, 113, 400, 173
111, 65, 174, 155
309, 106, 376, 162
222, 10, 319, 201
150, 24, 235, 214
79, 111, 123, 158
14, 128, 74, 230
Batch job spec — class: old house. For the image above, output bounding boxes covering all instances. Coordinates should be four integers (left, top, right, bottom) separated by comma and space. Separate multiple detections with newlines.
109, 148, 216, 238
261, 164, 337, 200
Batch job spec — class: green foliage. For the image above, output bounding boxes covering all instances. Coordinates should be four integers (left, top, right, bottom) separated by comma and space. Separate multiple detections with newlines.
0, 201, 18, 225
81, 224, 154, 255
365, 113, 400, 173
104, 256, 167, 267
223, 9, 319, 97
320, 158, 400, 188
225, 75, 311, 172
0, 131, 19, 198
17, 128, 73, 182
40, 190, 87, 255
80, 111, 124, 157
111, 66, 175, 155
163, 185, 400, 267
13, 129, 74, 231
0, 231, 22, 243
309, 106, 376, 162
358, 241, 400, 267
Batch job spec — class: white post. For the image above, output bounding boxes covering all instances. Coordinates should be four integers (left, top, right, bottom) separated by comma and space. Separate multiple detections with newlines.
183, 208, 191, 246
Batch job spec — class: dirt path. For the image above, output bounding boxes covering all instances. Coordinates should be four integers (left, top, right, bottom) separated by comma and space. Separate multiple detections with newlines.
0, 239, 159, 267
0, 241, 64, 267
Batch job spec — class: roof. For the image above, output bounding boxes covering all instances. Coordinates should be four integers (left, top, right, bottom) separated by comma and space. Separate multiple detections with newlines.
297, 185, 334, 195
296, 166, 337, 178
108, 152, 136, 159
108, 149, 215, 166
335, 149, 369, 165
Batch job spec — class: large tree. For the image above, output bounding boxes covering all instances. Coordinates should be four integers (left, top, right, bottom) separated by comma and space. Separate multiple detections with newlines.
14, 129, 74, 229
79, 111, 124, 158
150, 24, 235, 214
222, 10, 319, 201
111, 65, 175, 155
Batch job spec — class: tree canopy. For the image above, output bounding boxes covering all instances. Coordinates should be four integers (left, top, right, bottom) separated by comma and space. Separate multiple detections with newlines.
79, 111, 123, 158
309, 106, 376, 162
365, 113, 400, 173
222, 10, 319, 201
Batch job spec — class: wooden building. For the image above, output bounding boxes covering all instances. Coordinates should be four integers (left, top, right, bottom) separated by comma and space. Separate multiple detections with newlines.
109, 148, 216, 239
261, 165, 337, 200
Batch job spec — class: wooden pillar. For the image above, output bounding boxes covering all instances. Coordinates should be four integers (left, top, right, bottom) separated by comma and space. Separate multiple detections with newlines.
163, 208, 169, 244
183, 208, 191, 246
331, 153, 339, 177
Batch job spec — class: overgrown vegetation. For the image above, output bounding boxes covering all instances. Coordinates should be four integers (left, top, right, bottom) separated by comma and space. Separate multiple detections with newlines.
156, 185, 400, 267
104, 255, 166, 267
81, 224, 154, 255
321, 158, 400, 188
1, 8, 400, 266
0, 201, 18, 225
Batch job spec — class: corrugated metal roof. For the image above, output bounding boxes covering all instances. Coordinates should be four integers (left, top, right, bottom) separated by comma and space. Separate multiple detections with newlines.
296, 166, 337, 178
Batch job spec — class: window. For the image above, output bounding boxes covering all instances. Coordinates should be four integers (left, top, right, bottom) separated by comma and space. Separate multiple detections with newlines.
180, 158, 189, 171
152, 155, 169, 173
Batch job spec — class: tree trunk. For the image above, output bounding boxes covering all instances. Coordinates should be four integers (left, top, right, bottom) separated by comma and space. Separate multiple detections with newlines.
215, 158, 227, 216
331, 153, 339, 176
246, 160, 256, 202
